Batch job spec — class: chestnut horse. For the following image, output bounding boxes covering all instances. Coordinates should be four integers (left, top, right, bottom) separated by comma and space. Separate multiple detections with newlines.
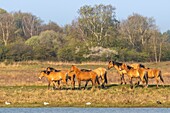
118, 63, 148, 89
38, 70, 70, 90
108, 61, 126, 84
70, 65, 100, 90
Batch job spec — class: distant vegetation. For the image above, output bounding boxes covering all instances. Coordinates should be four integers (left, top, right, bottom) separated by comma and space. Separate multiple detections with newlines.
0, 4, 170, 63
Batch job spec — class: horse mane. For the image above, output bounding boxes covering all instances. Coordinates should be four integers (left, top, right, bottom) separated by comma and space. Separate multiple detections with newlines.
46, 67, 61, 72
81, 69, 92, 72
113, 61, 123, 67
41, 70, 46, 73
41, 70, 50, 75
127, 65, 133, 70
139, 64, 145, 68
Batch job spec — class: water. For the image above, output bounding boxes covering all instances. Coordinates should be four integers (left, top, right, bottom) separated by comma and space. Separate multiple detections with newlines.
0, 108, 169, 113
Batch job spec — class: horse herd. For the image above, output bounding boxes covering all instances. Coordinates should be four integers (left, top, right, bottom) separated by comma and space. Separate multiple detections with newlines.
38, 61, 165, 90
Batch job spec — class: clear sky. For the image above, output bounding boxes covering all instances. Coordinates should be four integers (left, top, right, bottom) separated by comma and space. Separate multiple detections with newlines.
0, 0, 169, 32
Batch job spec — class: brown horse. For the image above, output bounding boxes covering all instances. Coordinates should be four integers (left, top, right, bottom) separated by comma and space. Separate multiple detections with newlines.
118, 63, 148, 89
93, 67, 107, 88
46, 67, 76, 89
108, 61, 126, 84
38, 70, 70, 90
70, 65, 100, 90
145, 68, 164, 88
129, 64, 164, 88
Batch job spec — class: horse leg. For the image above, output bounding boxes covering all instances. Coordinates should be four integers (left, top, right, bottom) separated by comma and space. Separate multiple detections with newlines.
78, 79, 81, 90
101, 78, 105, 88
91, 79, 95, 90
48, 81, 51, 90
71, 75, 75, 90
120, 74, 123, 85
139, 75, 144, 88
52, 81, 56, 90
144, 72, 148, 88
57, 81, 61, 89
156, 77, 159, 88
95, 76, 100, 88
71, 81, 75, 90
122, 74, 126, 84
84, 81, 89, 90
121, 74, 126, 85
159, 71, 164, 87
104, 71, 108, 85
62, 79, 68, 90
129, 78, 133, 89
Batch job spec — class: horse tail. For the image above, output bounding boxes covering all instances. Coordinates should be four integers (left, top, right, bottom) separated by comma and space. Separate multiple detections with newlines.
144, 71, 148, 86
66, 73, 69, 82
159, 71, 164, 83
104, 71, 108, 84
95, 75, 100, 85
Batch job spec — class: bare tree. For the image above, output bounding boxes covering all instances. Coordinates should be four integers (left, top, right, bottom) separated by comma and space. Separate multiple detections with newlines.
120, 13, 157, 52
22, 13, 41, 38
0, 13, 15, 46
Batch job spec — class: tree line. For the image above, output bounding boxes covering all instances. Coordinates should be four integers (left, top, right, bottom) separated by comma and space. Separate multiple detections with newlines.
0, 4, 170, 63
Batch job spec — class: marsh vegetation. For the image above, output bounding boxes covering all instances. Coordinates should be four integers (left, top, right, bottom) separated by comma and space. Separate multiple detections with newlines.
0, 61, 170, 107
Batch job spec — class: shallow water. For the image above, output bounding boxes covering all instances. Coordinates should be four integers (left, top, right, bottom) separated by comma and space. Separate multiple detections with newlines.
0, 108, 169, 113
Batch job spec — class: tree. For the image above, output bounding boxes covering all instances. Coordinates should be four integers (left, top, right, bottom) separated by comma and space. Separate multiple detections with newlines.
0, 8, 7, 14
6, 41, 33, 61
13, 11, 42, 39
25, 30, 65, 60
78, 4, 119, 47
119, 13, 157, 52
40, 21, 63, 33
0, 13, 15, 46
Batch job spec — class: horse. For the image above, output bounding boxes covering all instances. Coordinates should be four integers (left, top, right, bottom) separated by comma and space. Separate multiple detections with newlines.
145, 68, 164, 88
46, 67, 76, 89
129, 64, 164, 88
38, 70, 70, 90
118, 63, 148, 89
108, 61, 126, 84
70, 65, 100, 90
81, 68, 107, 88
93, 67, 107, 88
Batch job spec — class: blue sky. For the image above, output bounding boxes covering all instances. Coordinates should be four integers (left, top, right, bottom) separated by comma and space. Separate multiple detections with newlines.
0, 0, 169, 32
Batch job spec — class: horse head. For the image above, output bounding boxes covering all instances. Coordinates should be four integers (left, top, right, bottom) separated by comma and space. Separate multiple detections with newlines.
108, 61, 114, 69
38, 70, 47, 80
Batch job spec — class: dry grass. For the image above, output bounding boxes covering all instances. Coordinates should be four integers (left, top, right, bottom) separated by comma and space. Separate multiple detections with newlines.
0, 61, 170, 107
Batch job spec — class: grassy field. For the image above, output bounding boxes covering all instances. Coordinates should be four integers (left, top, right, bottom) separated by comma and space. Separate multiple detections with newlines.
0, 61, 170, 107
